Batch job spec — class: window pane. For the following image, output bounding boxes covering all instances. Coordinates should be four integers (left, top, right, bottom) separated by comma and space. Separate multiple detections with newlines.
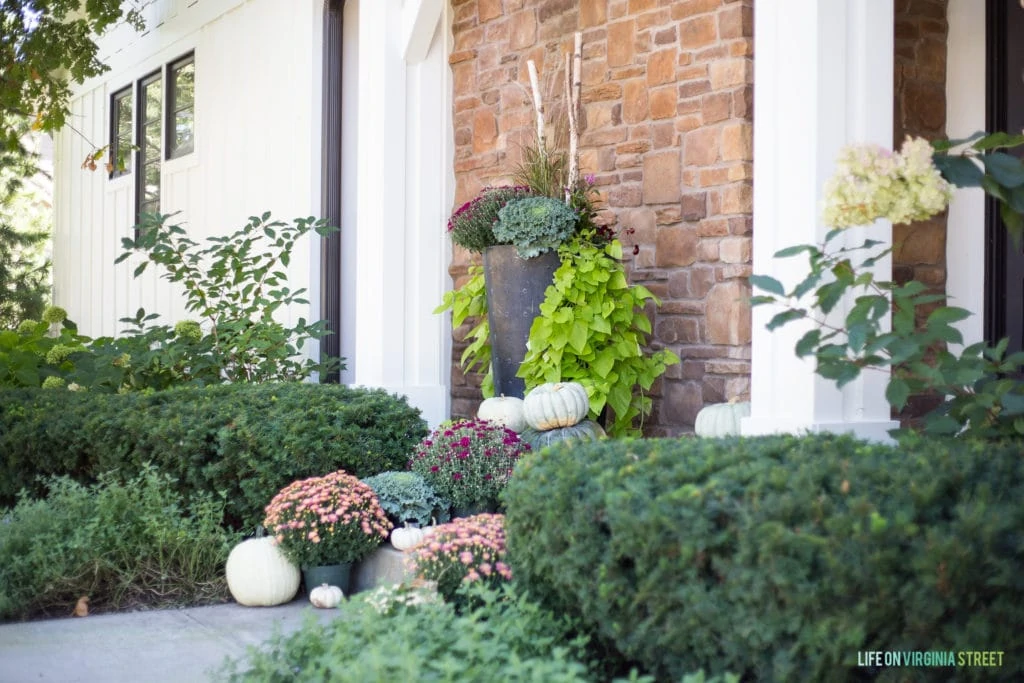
173, 61, 194, 109
174, 110, 194, 155
144, 121, 161, 155
144, 79, 162, 123
144, 162, 160, 190
117, 95, 132, 137
114, 134, 132, 173
110, 87, 132, 178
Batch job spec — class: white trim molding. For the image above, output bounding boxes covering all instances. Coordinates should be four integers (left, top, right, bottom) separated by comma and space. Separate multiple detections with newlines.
744, 0, 900, 442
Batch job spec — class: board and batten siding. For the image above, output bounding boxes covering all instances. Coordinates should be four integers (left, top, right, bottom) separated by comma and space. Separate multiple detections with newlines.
53, 0, 321, 338
52, 0, 456, 427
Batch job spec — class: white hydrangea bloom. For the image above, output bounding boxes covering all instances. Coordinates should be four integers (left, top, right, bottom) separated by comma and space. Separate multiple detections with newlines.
822, 136, 953, 228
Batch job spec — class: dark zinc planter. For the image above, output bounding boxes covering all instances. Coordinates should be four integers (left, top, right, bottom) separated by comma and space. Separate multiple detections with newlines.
482, 245, 560, 398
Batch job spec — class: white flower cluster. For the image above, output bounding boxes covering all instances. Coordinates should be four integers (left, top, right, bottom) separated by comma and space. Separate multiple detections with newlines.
822, 136, 953, 228
362, 581, 440, 615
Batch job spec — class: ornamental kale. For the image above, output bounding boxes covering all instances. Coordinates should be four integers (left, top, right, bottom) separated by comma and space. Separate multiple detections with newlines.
361, 471, 450, 527
493, 196, 579, 259
447, 186, 532, 254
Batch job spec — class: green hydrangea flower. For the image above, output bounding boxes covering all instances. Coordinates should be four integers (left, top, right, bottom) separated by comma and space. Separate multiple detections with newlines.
45, 344, 74, 365
174, 319, 203, 342
41, 306, 68, 324
42, 376, 66, 389
16, 320, 39, 334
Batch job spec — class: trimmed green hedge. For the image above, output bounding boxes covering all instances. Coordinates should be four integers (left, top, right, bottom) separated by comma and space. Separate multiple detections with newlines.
0, 383, 428, 530
503, 433, 1024, 682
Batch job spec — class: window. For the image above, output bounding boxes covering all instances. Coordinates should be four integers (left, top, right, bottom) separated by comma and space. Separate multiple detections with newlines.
107, 52, 196, 221
167, 54, 195, 159
137, 71, 162, 218
109, 87, 133, 177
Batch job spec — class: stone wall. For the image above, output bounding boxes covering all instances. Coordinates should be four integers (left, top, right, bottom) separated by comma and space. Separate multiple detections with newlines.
893, 0, 949, 420
893, 0, 948, 291
447, 0, 754, 436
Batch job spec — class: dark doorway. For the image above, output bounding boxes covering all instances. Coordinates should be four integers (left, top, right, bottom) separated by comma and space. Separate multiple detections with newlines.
986, 0, 1024, 356
321, 0, 344, 383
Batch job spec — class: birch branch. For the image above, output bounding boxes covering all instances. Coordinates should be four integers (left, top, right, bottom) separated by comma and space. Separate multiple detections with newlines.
527, 59, 546, 162
566, 32, 583, 202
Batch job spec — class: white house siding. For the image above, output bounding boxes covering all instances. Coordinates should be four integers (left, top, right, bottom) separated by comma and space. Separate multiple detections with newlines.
53, 0, 321, 338
52, 0, 455, 427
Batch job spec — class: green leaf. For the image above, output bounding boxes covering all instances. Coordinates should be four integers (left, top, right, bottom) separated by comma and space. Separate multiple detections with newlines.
774, 244, 817, 259
795, 329, 821, 357
568, 322, 588, 354
766, 309, 806, 331
885, 378, 910, 411
971, 131, 1024, 151
983, 152, 1024, 188
933, 154, 984, 187
749, 274, 785, 297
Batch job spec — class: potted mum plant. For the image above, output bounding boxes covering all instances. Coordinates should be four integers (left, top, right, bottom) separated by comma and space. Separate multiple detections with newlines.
263, 469, 392, 594
405, 513, 511, 605
408, 419, 528, 517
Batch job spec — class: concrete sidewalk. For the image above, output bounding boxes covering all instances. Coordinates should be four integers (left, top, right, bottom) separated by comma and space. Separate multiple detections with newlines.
0, 599, 337, 683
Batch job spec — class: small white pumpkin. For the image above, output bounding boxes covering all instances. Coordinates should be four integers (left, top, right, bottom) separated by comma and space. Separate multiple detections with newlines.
391, 523, 426, 551
225, 536, 300, 607
694, 400, 751, 437
309, 583, 344, 608
477, 395, 527, 432
523, 382, 590, 430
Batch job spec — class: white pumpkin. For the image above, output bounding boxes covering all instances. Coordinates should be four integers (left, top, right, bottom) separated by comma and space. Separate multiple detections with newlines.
225, 537, 300, 607
477, 395, 527, 432
523, 382, 590, 430
309, 583, 344, 608
391, 523, 426, 551
694, 400, 751, 437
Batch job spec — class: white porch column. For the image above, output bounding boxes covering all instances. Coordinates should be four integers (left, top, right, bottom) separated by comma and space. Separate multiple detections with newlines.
743, 0, 900, 441
345, 0, 452, 428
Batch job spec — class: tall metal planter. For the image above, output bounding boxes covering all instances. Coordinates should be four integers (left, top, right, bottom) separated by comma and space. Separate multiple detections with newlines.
482, 245, 560, 398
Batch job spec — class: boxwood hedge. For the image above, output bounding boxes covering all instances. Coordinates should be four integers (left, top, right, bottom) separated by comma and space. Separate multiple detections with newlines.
0, 383, 428, 530
503, 433, 1024, 682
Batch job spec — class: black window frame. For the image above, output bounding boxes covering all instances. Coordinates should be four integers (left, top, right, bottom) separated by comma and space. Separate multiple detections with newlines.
135, 69, 163, 224
108, 85, 133, 179
166, 52, 195, 160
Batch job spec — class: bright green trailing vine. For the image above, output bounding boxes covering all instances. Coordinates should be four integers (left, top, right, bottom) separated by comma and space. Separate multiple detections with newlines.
434, 264, 494, 397
517, 231, 679, 437
437, 235, 678, 434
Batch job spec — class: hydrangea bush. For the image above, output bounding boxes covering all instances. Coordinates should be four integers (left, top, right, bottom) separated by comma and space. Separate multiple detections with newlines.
408, 419, 528, 510
751, 133, 1024, 437
263, 470, 392, 567
405, 513, 511, 601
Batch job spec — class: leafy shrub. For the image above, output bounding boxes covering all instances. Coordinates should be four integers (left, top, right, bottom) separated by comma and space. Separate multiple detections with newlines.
406, 513, 511, 603
504, 433, 1024, 682
493, 196, 579, 258
447, 186, 532, 253
220, 584, 593, 682
361, 471, 449, 526
0, 383, 428, 530
0, 466, 236, 620
0, 311, 88, 388
264, 470, 391, 567
409, 419, 527, 510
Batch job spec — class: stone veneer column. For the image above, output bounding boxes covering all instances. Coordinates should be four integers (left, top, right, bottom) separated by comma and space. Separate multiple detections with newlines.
743, 0, 900, 441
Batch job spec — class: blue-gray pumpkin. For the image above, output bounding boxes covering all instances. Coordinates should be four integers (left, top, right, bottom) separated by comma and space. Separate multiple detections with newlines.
520, 420, 606, 451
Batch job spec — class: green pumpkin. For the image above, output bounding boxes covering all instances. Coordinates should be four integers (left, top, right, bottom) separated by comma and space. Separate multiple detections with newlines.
520, 420, 606, 451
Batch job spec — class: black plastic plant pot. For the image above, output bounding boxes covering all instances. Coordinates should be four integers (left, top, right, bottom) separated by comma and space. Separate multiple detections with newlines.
482, 245, 560, 398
